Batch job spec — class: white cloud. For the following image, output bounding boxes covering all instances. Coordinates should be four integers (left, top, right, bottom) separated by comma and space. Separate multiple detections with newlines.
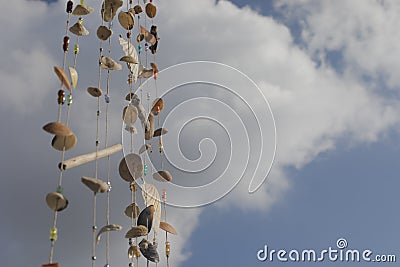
2, 0, 400, 267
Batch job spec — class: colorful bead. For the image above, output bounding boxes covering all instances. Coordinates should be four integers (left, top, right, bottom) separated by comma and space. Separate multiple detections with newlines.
78, 18, 84, 25
162, 189, 166, 202
144, 164, 148, 175
49, 227, 58, 241
138, 45, 142, 53
58, 89, 65, 97
138, 15, 141, 19
56, 185, 63, 194
130, 183, 137, 192
74, 44, 79, 54
159, 139, 163, 153
165, 241, 170, 257
127, 32, 131, 39
105, 94, 110, 103
67, 95, 73, 106
58, 95, 65, 105
133, 245, 140, 258
104, 265, 110, 267
63, 36, 70, 52
66, 0, 73, 13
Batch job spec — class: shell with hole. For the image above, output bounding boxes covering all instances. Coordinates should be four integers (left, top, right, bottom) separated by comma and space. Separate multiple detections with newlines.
118, 11, 135, 30
122, 105, 138, 126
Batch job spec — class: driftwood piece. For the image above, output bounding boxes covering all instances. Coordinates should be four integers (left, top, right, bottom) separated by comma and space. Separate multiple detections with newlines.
59, 143, 122, 170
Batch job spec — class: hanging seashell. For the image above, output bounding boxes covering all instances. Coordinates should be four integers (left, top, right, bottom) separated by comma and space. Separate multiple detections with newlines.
149, 25, 159, 54
100, 56, 122, 71
46, 192, 69, 212
153, 128, 168, 137
102, 0, 124, 22
144, 113, 155, 140
69, 20, 89, 36
139, 143, 152, 154
140, 26, 156, 45
43, 122, 73, 136
159, 221, 178, 235
122, 105, 138, 126
97, 25, 113, 41
87, 87, 103, 97
119, 55, 138, 64
153, 170, 173, 182
118, 153, 143, 182
151, 97, 163, 115
136, 33, 144, 42
54, 66, 71, 90
51, 133, 77, 151
130, 94, 149, 128
124, 203, 140, 218
125, 92, 135, 101
124, 124, 138, 134
145, 3, 157, 18
150, 62, 159, 77
72, 3, 94, 16
68, 67, 78, 89
81, 176, 109, 193
96, 224, 122, 244
138, 67, 154, 78
137, 205, 155, 232
125, 225, 148, 238
133, 5, 143, 14
118, 11, 135, 30
139, 238, 160, 263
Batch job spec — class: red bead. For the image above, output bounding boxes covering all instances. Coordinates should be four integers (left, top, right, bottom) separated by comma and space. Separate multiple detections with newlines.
63, 36, 70, 52
66, 0, 73, 13
58, 89, 65, 97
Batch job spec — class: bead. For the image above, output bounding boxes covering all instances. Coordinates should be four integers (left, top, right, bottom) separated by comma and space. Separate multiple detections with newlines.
56, 186, 63, 194
93, 225, 97, 230
104, 265, 110, 267
105, 94, 110, 103
127, 32, 131, 39
49, 227, 58, 241
129, 263, 133, 267
78, 18, 84, 25
58, 89, 65, 96
133, 245, 140, 258
159, 139, 163, 153
100, 47, 103, 53
97, 110, 101, 116
138, 15, 141, 19
92, 256, 97, 261
143, 164, 148, 175
58, 95, 65, 105
129, 0, 133, 4
66, 95, 73, 106
66, 0, 73, 13
127, 78, 133, 84
162, 189, 166, 201
63, 36, 70, 52
165, 241, 170, 257
96, 140, 99, 146
138, 45, 142, 53
130, 183, 137, 192
74, 44, 79, 54
81, 0, 85, 4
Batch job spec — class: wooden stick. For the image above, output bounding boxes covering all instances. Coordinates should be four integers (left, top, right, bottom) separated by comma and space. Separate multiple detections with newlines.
59, 143, 123, 170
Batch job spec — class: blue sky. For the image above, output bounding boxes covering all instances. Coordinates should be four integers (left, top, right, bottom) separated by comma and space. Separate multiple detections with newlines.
2, 0, 400, 266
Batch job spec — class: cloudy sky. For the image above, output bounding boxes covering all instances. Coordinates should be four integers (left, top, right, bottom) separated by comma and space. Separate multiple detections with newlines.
1, 0, 400, 266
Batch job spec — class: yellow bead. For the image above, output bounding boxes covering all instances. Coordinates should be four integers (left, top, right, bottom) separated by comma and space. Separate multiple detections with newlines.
134, 245, 141, 258
130, 183, 137, 191
49, 227, 58, 241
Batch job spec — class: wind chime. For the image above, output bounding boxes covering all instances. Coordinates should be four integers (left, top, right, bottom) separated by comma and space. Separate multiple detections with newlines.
42, 1, 178, 267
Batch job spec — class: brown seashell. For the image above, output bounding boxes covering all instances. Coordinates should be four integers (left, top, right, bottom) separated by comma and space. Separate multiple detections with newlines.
100, 56, 122, 71
68, 67, 78, 89
153, 128, 168, 137
102, 0, 124, 22
150, 62, 159, 76
118, 11, 135, 30
151, 97, 163, 115
139, 238, 159, 263
125, 92, 135, 101
159, 221, 178, 235
120, 55, 138, 64
118, 153, 143, 182
144, 114, 154, 140
54, 66, 71, 90
136, 33, 144, 42
153, 170, 173, 182
81, 176, 109, 193
72, 4, 94, 16
69, 21, 89, 36
87, 87, 103, 97
46, 192, 69, 212
43, 122, 73, 136
125, 225, 148, 238
133, 5, 143, 14
140, 26, 156, 45
97, 25, 113, 40
145, 3, 157, 18
137, 205, 155, 232
51, 133, 77, 151
124, 203, 140, 218
139, 144, 152, 154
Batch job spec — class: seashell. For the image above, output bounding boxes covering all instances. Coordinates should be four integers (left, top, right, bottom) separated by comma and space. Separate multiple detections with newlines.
118, 153, 143, 182
118, 11, 135, 30
123, 105, 138, 126
51, 134, 77, 151
43, 122, 73, 136
125, 225, 148, 238
151, 97, 163, 115
124, 203, 140, 218
46, 192, 68, 212
133, 5, 143, 14
69, 21, 89, 36
97, 25, 113, 40
100, 56, 122, 71
137, 205, 155, 232
81, 176, 109, 193
102, 0, 124, 22
87, 87, 103, 97
145, 3, 157, 18
144, 114, 154, 140
139, 238, 159, 263
54, 66, 71, 90
153, 128, 168, 137
72, 4, 94, 16
159, 221, 178, 235
139, 144, 152, 154
153, 170, 173, 182
120, 55, 138, 64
